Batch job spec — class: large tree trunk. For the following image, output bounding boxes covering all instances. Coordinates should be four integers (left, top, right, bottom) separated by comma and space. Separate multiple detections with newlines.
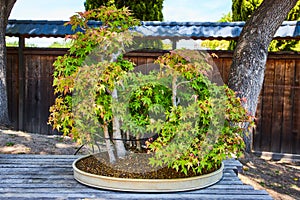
228, 0, 298, 152
0, 0, 16, 125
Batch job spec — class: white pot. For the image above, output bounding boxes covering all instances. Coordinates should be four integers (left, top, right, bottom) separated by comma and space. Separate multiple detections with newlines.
73, 155, 224, 192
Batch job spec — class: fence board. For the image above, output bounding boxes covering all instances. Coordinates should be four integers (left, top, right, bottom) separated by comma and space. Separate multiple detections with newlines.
6, 51, 18, 128
221, 58, 231, 84
211, 57, 223, 84
137, 57, 147, 66
292, 60, 300, 154
271, 60, 285, 152
281, 60, 295, 153
6, 48, 300, 154
260, 60, 275, 151
254, 90, 263, 151
24, 54, 40, 133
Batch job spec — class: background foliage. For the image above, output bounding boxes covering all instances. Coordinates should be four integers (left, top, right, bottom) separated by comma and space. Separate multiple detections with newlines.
84, 0, 164, 21
202, 0, 300, 51
230, 0, 300, 51
84, 0, 164, 49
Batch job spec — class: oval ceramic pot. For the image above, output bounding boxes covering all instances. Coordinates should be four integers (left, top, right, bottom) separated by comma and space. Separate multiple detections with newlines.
73, 155, 224, 192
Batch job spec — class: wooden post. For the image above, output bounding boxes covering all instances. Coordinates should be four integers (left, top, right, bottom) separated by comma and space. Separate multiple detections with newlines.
172, 39, 177, 50
18, 36, 25, 130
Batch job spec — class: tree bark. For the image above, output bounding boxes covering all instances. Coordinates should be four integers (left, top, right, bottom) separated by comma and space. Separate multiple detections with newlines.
228, 0, 299, 152
0, 0, 16, 125
103, 123, 116, 163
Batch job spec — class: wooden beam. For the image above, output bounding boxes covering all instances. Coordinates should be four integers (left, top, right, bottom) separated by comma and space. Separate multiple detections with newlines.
18, 36, 25, 130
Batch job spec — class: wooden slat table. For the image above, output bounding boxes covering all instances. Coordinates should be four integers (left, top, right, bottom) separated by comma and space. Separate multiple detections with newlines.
0, 154, 272, 200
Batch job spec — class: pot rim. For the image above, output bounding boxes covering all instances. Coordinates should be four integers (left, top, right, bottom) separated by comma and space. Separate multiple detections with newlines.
73, 154, 224, 192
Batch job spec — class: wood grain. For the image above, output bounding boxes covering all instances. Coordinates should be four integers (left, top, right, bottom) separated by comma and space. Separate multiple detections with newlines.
0, 154, 272, 200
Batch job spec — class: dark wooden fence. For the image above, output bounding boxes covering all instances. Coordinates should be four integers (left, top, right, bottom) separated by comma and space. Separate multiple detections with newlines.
6, 48, 300, 154
206, 51, 300, 155
6, 48, 66, 134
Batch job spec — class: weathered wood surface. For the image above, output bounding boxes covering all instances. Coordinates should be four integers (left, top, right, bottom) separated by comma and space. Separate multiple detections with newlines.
0, 154, 272, 200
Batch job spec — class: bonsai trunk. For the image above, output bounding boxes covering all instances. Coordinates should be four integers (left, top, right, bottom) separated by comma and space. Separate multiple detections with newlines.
103, 123, 116, 163
136, 134, 141, 151
112, 87, 127, 158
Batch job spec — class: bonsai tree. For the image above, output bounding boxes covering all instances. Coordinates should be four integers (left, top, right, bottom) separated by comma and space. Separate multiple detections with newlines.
48, 4, 140, 162
49, 4, 253, 176
145, 50, 254, 175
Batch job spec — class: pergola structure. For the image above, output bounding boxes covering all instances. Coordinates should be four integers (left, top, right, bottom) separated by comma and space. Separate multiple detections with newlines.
6, 20, 300, 44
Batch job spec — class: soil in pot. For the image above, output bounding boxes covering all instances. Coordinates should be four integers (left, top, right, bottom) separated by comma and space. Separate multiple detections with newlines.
75, 151, 221, 179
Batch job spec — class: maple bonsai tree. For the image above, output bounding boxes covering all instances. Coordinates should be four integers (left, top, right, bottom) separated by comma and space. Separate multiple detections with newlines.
49, 4, 253, 176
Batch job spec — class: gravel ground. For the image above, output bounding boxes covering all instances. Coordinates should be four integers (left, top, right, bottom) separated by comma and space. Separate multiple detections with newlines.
0, 128, 88, 155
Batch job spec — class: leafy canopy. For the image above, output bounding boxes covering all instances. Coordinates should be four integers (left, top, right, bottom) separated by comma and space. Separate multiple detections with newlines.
48, 4, 140, 142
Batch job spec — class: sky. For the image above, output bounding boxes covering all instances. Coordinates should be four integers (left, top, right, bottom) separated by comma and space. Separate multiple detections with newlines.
9, 0, 231, 22
8, 0, 232, 46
